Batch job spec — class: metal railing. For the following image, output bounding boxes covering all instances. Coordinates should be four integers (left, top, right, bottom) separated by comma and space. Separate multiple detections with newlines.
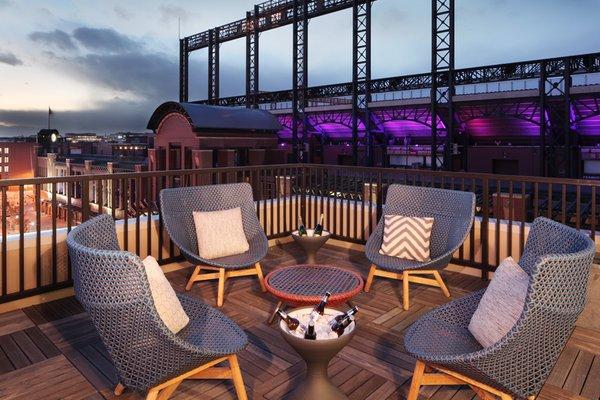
0, 164, 598, 304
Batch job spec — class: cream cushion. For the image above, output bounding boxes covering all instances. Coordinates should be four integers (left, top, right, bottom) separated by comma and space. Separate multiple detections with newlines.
379, 215, 434, 262
193, 207, 250, 260
142, 256, 189, 334
468, 257, 529, 348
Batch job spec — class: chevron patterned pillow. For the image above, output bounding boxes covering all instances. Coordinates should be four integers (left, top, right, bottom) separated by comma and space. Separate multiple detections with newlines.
379, 215, 434, 262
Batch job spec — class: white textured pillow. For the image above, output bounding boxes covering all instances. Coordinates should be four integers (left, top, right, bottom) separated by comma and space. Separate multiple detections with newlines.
142, 256, 189, 334
379, 215, 434, 262
193, 207, 250, 260
468, 257, 529, 348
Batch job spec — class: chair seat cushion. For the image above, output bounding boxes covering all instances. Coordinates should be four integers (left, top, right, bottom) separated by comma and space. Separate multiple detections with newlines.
379, 215, 434, 262
143, 256, 190, 334
193, 207, 250, 260
468, 257, 529, 348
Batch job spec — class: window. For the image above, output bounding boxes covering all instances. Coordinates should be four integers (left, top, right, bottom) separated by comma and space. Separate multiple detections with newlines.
4, 147, 8, 154
3, 157, 7, 163
3, 166, 8, 172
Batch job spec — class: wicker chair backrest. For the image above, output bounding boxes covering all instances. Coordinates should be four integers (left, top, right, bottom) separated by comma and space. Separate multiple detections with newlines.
66, 214, 180, 391
382, 184, 475, 259
159, 182, 261, 256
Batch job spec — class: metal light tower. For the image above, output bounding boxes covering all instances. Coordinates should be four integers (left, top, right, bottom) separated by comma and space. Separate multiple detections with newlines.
352, 0, 372, 166
292, 0, 309, 162
431, 0, 455, 170
207, 27, 220, 104
246, 6, 260, 108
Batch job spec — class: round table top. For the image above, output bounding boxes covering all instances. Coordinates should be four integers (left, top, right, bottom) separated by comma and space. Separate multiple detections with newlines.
264, 264, 364, 305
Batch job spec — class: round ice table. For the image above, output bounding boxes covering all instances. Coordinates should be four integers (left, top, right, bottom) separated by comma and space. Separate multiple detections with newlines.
264, 264, 364, 323
279, 307, 356, 400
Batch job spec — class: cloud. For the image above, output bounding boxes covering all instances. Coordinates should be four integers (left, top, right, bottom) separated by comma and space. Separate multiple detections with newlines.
0, 99, 154, 136
73, 27, 140, 53
113, 6, 134, 20
0, 51, 22, 66
159, 4, 192, 24
29, 29, 76, 51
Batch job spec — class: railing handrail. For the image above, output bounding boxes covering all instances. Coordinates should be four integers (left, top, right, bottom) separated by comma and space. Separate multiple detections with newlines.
3, 163, 600, 187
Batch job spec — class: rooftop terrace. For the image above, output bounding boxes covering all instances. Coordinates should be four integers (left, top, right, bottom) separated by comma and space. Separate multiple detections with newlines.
0, 242, 598, 400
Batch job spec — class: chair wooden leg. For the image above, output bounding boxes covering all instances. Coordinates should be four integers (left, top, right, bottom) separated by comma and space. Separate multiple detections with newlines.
407, 360, 426, 400
364, 264, 377, 292
402, 271, 410, 310
433, 270, 451, 298
255, 262, 267, 292
229, 354, 248, 400
114, 382, 125, 396
217, 268, 226, 307
146, 388, 159, 400
185, 266, 201, 291
156, 381, 182, 400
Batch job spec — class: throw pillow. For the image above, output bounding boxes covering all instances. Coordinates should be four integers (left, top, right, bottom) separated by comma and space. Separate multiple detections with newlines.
193, 207, 250, 259
468, 256, 529, 347
142, 256, 189, 334
379, 215, 434, 262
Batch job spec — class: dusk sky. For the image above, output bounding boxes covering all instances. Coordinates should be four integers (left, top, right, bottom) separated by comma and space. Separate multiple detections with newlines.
0, 0, 599, 136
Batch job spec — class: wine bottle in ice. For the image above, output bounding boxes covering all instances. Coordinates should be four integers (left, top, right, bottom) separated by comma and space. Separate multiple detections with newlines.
331, 315, 354, 337
331, 306, 358, 325
310, 291, 331, 321
276, 309, 300, 331
313, 213, 324, 236
297, 216, 308, 236
304, 320, 317, 340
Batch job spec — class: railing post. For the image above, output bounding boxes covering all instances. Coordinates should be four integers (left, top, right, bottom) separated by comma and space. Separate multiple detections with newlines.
481, 176, 490, 280
301, 164, 307, 223
81, 178, 90, 222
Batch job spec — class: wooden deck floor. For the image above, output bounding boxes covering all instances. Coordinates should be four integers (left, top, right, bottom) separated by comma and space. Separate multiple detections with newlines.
0, 242, 598, 400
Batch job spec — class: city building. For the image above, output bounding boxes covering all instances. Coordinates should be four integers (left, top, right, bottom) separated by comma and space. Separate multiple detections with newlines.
0, 140, 38, 181
146, 102, 283, 171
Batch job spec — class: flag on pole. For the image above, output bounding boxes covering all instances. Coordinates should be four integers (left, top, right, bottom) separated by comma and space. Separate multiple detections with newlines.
48, 107, 53, 129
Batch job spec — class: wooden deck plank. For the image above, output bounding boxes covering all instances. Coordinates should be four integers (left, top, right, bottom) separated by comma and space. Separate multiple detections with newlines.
0, 310, 35, 336
0, 243, 597, 400
0, 355, 97, 399
580, 355, 600, 400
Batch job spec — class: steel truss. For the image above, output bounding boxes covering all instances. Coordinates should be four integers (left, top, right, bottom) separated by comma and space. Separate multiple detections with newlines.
246, 6, 260, 108
199, 52, 600, 108
352, 0, 372, 166
179, 38, 189, 102
292, 0, 309, 162
208, 28, 220, 104
431, 0, 454, 171
539, 58, 574, 176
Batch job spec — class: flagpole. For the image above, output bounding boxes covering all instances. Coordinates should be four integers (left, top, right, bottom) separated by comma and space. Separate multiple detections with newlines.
48, 107, 50, 130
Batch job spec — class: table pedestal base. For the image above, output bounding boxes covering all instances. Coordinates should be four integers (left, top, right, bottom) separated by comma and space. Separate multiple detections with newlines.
286, 364, 347, 400
280, 314, 355, 400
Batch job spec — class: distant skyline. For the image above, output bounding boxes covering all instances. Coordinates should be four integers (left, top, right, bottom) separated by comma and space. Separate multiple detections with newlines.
0, 0, 599, 136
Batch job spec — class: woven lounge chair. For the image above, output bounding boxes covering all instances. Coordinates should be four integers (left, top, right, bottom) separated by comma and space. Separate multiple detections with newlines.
404, 217, 595, 400
67, 214, 249, 400
364, 184, 475, 310
159, 182, 268, 307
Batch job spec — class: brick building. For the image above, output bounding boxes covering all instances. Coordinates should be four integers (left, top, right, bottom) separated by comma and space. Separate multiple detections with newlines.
146, 102, 283, 171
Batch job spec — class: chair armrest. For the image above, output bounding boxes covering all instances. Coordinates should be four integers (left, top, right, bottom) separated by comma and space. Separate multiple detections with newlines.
422, 289, 484, 327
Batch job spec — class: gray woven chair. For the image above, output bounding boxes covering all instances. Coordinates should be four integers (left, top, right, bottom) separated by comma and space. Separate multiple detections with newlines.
404, 217, 595, 400
364, 184, 475, 310
67, 214, 249, 400
159, 182, 268, 307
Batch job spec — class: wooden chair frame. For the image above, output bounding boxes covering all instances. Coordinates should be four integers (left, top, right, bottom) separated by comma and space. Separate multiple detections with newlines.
114, 354, 248, 400
185, 262, 266, 307
407, 360, 536, 400
364, 264, 450, 311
